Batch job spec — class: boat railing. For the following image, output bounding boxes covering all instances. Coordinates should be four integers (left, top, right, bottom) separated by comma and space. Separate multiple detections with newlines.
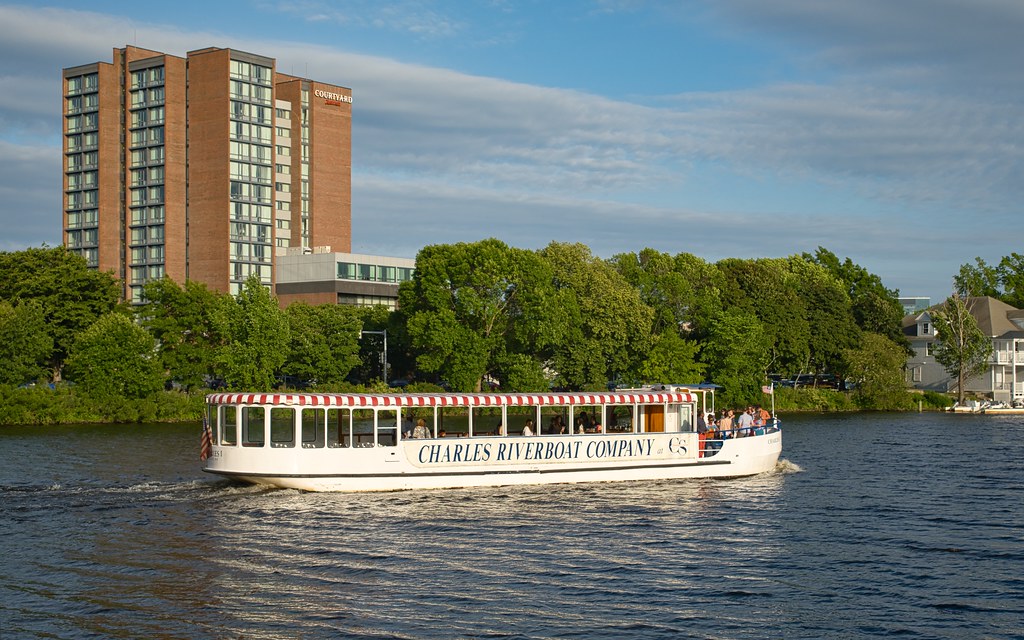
699, 423, 781, 458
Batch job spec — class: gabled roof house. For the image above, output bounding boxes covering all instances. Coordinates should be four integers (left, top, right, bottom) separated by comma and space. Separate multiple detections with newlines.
904, 296, 1024, 401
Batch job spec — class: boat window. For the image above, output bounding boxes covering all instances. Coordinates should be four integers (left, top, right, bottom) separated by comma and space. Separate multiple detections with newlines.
437, 406, 468, 437
606, 405, 634, 433
573, 406, 601, 434
270, 407, 295, 447
377, 410, 397, 447
327, 408, 351, 447
403, 409, 434, 438
506, 405, 539, 436
541, 406, 569, 435
219, 405, 237, 445
676, 405, 693, 432
471, 406, 503, 436
302, 408, 326, 447
353, 409, 374, 447
242, 406, 265, 447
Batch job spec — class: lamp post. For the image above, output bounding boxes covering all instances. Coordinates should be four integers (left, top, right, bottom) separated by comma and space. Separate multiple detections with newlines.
360, 329, 388, 382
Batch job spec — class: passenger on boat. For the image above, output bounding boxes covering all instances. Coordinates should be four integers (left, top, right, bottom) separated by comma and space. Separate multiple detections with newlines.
737, 407, 754, 437
705, 415, 721, 454
438, 429, 447, 438
718, 410, 733, 434
758, 405, 771, 424
412, 418, 430, 439
549, 415, 565, 434
522, 420, 535, 436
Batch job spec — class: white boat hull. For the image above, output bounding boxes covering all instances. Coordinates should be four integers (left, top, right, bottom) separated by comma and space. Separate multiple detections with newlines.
204, 430, 783, 492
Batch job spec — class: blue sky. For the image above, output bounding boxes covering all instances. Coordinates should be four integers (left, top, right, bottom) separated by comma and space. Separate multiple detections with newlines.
2, 1, 1022, 303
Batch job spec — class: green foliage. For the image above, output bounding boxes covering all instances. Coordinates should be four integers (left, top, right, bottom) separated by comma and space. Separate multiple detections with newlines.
920, 390, 954, 409
140, 278, 231, 391
403, 381, 448, 394
844, 334, 912, 409
0, 385, 204, 425
805, 247, 907, 349
540, 242, 654, 390
0, 384, 97, 425
493, 353, 550, 392
716, 258, 811, 375
0, 300, 53, 385
401, 239, 558, 392
701, 310, 771, 407
0, 241, 934, 422
66, 313, 164, 403
771, 387, 860, 412
932, 293, 993, 403
953, 253, 1024, 309
636, 331, 705, 385
954, 257, 1002, 299
282, 302, 362, 385
787, 257, 861, 376
0, 246, 123, 378
612, 249, 723, 336
218, 275, 290, 391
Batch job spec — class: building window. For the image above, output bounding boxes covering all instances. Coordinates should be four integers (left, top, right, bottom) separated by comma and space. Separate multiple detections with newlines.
921, 322, 930, 336
925, 342, 934, 357
912, 367, 922, 382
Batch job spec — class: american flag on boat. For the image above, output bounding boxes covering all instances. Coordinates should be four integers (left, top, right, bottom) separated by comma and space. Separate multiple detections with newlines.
200, 415, 213, 461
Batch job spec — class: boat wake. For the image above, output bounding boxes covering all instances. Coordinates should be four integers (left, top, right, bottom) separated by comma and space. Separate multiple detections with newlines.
775, 458, 803, 474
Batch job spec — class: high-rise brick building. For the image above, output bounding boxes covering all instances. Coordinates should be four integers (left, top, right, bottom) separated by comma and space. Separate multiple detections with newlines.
62, 45, 352, 301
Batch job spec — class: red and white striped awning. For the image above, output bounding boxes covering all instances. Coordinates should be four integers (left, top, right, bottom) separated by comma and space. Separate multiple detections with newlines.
205, 390, 697, 407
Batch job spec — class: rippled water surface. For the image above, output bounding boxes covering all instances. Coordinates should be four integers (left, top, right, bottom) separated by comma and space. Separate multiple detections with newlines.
2, 413, 1022, 639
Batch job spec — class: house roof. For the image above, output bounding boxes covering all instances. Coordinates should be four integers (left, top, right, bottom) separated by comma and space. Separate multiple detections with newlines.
967, 296, 1020, 336
902, 296, 1024, 338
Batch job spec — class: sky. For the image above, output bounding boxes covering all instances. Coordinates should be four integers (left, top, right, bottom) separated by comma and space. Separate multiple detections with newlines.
1, 0, 1022, 303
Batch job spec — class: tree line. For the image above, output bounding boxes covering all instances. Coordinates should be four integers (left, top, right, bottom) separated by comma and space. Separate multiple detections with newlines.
0, 241, 941, 424
395, 240, 911, 409
18, 239, 999, 423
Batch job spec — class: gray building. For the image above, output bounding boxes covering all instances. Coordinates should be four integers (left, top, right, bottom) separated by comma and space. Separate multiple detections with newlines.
275, 251, 415, 309
904, 296, 1024, 402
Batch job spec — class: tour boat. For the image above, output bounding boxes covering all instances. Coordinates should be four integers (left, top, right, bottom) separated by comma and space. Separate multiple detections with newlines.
200, 385, 783, 492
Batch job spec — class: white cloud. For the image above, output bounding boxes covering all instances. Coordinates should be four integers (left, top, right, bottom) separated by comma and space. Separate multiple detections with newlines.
0, 2, 1020, 299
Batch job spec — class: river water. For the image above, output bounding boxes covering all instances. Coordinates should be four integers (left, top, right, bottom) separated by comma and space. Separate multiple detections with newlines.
1, 412, 1022, 639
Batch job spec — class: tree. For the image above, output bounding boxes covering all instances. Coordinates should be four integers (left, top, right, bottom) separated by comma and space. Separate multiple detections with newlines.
996, 253, 1024, 309
611, 249, 724, 338
0, 300, 53, 385
716, 258, 810, 376
282, 302, 362, 385
0, 246, 123, 379
805, 247, 907, 350
953, 257, 1001, 299
843, 334, 909, 409
787, 257, 861, 378
932, 293, 992, 403
400, 239, 557, 392
140, 278, 231, 391
701, 310, 771, 407
539, 242, 654, 390
218, 276, 290, 390
953, 253, 1024, 309
65, 312, 164, 401
636, 331, 705, 385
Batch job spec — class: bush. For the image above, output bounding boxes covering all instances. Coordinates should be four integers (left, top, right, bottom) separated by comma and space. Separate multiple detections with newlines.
772, 387, 859, 412
0, 385, 204, 425
918, 390, 954, 410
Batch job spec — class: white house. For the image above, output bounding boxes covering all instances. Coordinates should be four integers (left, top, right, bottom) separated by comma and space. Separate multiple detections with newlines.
904, 296, 1024, 402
